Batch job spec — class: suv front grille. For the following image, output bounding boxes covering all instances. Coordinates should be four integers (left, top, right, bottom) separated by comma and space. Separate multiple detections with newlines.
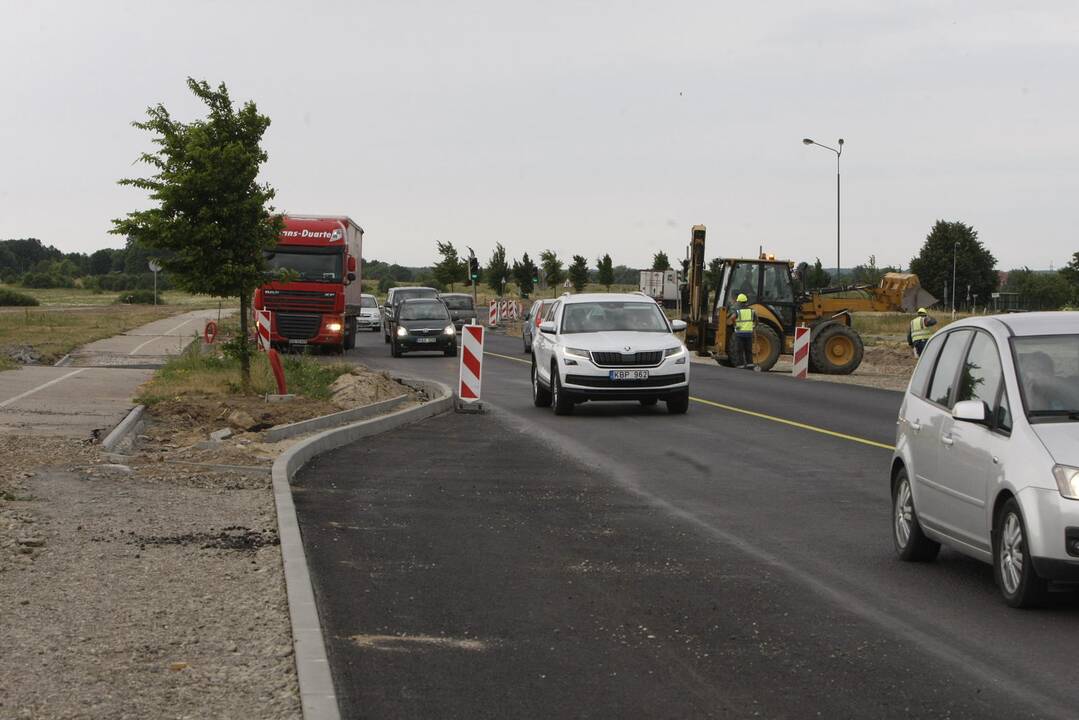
565, 373, 685, 388
277, 313, 322, 340
590, 350, 664, 367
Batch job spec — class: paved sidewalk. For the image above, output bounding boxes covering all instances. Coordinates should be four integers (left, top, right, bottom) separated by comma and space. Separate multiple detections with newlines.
0, 308, 225, 438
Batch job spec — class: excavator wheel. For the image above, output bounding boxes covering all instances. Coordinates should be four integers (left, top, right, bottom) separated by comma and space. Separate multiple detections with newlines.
753, 325, 782, 372
809, 324, 864, 375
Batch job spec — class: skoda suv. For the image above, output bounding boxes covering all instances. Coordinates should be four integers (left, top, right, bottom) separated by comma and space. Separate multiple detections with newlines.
530, 293, 689, 415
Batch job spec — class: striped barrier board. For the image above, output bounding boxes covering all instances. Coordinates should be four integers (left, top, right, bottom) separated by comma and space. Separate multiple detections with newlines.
458, 324, 484, 402
256, 309, 272, 351
792, 325, 810, 379
488, 300, 498, 327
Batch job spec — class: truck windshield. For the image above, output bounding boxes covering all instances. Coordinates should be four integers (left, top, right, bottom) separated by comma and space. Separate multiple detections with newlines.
265, 249, 342, 282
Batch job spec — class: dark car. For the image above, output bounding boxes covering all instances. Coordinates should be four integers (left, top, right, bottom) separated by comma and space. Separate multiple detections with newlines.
391, 298, 457, 357
439, 293, 478, 329
382, 286, 439, 343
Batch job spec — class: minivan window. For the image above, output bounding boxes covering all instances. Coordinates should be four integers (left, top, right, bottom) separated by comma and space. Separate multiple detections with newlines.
1013, 334, 1079, 418
909, 334, 944, 399
442, 296, 474, 310
928, 330, 972, 408
956, 332, 1004, 411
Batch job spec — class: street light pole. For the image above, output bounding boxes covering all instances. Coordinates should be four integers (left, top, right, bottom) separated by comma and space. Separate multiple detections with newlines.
803, 137, 844, 284
952, 241, 959, 320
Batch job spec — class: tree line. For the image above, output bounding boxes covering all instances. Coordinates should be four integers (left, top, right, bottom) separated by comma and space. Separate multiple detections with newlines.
0, 237, 170, 291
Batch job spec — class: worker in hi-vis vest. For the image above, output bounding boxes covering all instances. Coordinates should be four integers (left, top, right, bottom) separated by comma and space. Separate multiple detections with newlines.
733, 293, 757, 368
907, 307, 938, 357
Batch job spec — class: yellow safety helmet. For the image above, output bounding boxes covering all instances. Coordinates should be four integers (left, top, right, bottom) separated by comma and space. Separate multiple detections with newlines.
736, 293, 749, 303
917, 307, 928, 315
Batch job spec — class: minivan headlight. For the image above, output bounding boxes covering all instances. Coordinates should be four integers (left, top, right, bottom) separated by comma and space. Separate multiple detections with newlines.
1053, 465, 1079, 500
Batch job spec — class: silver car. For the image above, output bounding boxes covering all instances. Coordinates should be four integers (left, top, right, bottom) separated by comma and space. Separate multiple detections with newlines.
891, 312, 1079, 607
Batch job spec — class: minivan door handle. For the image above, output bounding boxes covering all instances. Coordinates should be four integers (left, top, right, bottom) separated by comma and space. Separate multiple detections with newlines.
910, 421, 922, 433
941, 434, 954, 447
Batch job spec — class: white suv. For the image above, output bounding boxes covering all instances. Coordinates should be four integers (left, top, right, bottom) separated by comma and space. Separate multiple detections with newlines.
530, 293, 689, 415
891, 312, 1079, 607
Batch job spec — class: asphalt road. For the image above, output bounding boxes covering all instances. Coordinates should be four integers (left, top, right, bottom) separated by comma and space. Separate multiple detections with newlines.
294, 328, 1079, 719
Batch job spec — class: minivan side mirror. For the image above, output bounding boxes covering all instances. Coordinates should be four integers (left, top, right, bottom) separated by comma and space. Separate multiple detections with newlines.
670, 319, 687, 332
539, 321, 556, 334
953, 400, 989, 425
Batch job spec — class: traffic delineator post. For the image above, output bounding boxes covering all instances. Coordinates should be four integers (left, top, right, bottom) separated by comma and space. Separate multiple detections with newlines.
488, 301, 498, 327
256, 309, 272, 351
792, 325, 810, 379
458, 324, 484, 407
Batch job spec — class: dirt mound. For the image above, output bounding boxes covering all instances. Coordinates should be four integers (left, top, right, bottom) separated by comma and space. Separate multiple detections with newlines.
330, 366, 417, 409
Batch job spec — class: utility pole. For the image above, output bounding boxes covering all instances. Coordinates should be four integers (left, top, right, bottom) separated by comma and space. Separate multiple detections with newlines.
466, 246, 478, 304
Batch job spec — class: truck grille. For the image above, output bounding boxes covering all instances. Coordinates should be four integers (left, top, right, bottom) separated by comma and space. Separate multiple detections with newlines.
565, 373, 685, 388
590, 351, 664, 367
276, 313, 322, 340
263, 290, 336, 314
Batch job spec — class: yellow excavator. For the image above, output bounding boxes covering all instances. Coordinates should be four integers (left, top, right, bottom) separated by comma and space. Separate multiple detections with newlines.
682, 225, 937, 374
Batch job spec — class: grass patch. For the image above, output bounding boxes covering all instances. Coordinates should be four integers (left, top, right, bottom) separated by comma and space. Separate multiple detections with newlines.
853, 311, 962, 338
0, 284, 221, 308
137, 345, 351, 405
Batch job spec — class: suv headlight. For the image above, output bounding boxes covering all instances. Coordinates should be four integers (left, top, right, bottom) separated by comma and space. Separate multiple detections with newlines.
444, 324, 455, 335
396, 326, 408, 337
564, 347, 590, 359
664, 346, 685, 357
1053, 465, 1079, 500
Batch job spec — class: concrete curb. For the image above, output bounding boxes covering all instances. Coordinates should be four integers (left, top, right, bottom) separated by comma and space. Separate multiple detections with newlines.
100, 404, 145, 452
271, 377, 453, 720
263, 393, 410, 443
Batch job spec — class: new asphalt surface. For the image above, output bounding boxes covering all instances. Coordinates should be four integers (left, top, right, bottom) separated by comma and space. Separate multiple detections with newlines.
292, 328, 1079, 719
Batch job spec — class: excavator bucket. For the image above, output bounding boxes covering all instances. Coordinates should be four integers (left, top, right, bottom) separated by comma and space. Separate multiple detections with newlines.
902, 286, 939, 313
880, 272, 937, 313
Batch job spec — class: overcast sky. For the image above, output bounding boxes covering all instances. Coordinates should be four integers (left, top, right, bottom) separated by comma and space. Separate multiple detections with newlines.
2, 0, 1076, 271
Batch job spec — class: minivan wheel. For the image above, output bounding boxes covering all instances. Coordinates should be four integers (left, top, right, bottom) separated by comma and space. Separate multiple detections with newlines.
994, 499, 1047, 608
532, 359, 551, 407
551, 367, 574, 415
892, 469, 940, 561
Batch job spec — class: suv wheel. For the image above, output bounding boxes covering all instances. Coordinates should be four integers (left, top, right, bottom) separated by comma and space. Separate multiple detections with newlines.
666, 389, 689, 414
532, 358, 551, 407
551, 365, 574, 415
994, 499, 1046, 608
892, 468, 940, 561
383, 325, 390, 344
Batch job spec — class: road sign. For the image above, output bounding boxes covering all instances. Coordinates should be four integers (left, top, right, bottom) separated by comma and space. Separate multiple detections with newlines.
458, 324, 484, 403
792, 326, 810, 379
256, 309, 272, 351
148, 259, 162, 273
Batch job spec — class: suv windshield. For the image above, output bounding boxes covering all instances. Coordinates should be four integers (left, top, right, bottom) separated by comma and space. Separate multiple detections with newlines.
442, 296, 473, 310
394, 289, 438, 305
562, 301, 669, 334
400, 301, 449, 321
360, 296, 378, 308
265, 248, 342, 282
1013, 335, 1079, 419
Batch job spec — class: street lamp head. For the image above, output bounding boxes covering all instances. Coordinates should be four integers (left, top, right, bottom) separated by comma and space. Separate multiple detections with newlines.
802, 138, 814, 145
838, 138, 844, 146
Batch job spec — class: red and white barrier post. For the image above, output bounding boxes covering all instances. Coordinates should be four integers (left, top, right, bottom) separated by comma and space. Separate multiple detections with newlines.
458, 324, 485, 405
488, 300, 498, 327
792, 325, 810, 379
256, 309, 272, 351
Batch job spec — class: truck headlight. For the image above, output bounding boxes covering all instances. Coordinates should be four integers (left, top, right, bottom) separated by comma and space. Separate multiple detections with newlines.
1053, 465, 1079, 500
326, 322, 343, 333
396, 326, 408, 337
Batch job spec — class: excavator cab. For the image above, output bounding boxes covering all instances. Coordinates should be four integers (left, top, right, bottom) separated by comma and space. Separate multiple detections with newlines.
710, 258, 800, 371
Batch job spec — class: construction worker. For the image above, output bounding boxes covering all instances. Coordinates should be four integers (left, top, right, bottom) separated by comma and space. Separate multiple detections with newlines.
733, 292, 757, 368
907, 307, 938, 357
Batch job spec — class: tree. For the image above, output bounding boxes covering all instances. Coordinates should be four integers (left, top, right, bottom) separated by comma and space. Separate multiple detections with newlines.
513, 253, 538, 298
596, 253, 614, 290
486, 243, 509, 293
851, 254, 900, 287
432, 241, 463, 291
378, 275, 396, 294
89, 249, 115, 276
909, 220, 997, 309
1059, 252, 1079, 304
1005, 268, 1073, 310
112, 78, 281, 388
539, 249, 564, 291
611, 265, 637, 285
568, 255, 589, 293
805, 258, 831, 290
652, 251, 671, 271
706, 258, 724, 307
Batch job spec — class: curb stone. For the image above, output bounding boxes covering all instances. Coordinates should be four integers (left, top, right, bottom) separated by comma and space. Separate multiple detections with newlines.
271, 377, 453, 720
262, 393, 410, 443
100, 404, 145, 452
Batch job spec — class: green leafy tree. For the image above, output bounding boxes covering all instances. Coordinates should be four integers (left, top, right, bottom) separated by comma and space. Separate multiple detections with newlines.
539, 249, 564, 291
432, 241, 463, 291
1059, 252, 1079, 304
111, 78, 281, 388
486, 243, 509, 293
568, 255, 589, 293
89, 248, 116, 275
612, 265, 638, 285
1005, 268, 1073, 310
512, 253, 538, 297
378, 275, 396, 294
652, 251, 671, 271
909, 220, 997, 308
805, 258, 831, 290
596, 253, 614, 290
851, 254, 901, 286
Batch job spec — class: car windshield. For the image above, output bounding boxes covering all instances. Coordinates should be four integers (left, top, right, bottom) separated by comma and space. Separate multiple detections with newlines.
442, 296, 473, 310
360, 296, 378, 308
400, 302, 448, 321
1013, 335, 1079, 419
561, 301, 669, 334
394, 289, 438, 304
264, 248, 342, 282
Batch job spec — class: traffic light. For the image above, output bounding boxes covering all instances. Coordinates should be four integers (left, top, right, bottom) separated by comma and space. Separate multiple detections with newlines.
469, 256, 479, 280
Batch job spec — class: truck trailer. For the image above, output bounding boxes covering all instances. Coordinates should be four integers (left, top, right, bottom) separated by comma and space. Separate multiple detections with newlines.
639, 269, 682, 308
252, 214, 364, 352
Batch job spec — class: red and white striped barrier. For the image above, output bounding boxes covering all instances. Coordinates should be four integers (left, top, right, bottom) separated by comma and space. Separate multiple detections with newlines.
792, 325, 810, 379
458, 324, 484, 403
488, 300, 498, 327
256, 309, 272, 351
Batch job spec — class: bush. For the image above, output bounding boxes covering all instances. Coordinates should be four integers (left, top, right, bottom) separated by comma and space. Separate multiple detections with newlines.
20, 271, 75, 289
116, 289, 163, 304
0, 288, 39, 306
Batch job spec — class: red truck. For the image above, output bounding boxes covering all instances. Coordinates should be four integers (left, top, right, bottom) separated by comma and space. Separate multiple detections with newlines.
253, 214, 364, 351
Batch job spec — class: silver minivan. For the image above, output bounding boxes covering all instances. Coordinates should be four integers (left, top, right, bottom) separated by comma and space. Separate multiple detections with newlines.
891, 312, 1079, 607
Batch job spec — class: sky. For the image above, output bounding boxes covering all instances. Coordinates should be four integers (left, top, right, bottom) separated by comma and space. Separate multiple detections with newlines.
2, 0, 1077, 272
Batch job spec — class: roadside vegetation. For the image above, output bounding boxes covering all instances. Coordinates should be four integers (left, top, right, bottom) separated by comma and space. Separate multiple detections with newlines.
0, 283, 219, 308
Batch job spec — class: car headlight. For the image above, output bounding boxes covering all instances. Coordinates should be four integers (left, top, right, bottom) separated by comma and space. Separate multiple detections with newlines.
564, 347, 591, 359
396, 326, 408, 337
664, 346, 685, 357
1053, 465, 1079, 500
444, 324, 455, 335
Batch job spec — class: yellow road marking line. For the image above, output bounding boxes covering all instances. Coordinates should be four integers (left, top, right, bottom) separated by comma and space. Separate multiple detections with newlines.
484, 350, 895, 451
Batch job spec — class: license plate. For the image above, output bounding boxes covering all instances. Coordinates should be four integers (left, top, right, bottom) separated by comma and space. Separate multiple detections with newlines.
417, 337, 436, 343
288, 339, 307, 346
609, 369, 649, 381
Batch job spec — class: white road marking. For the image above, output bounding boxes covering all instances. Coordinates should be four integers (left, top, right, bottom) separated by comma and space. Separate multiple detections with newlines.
128, 318, 193, 355
0, 369, 87, 409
